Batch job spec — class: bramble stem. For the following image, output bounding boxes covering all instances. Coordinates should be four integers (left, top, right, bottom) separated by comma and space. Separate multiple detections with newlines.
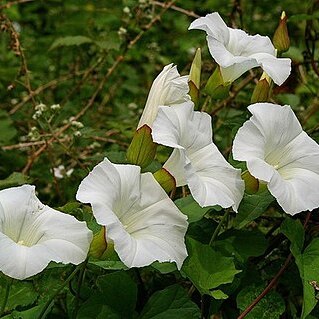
38, 265, 81, 319
238, 211, 312, 318
209, 209, 231, 246
0, 278, 13, 316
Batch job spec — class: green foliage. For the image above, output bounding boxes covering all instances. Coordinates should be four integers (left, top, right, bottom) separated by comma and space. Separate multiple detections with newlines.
0, 110, 17, 145
282, 218, 319, 318
175, 195, 220, 223
0, 0, 318, 318
138, 284, 200, 319
234, 188, 275, 228
237, 284, 285, 318
0, 172, 30, 190
182, 237, 241, 297
78, 271, 138, 319
0, 281, 37, 312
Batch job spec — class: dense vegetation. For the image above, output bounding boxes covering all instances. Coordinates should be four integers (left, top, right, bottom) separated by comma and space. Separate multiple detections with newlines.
0, 0, 319, 318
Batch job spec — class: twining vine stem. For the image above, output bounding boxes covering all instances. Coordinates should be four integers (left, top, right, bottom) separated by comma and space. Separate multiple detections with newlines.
237, 211, 312, 318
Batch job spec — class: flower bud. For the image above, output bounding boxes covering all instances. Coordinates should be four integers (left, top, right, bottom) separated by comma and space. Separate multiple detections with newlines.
273, 11, 290, 53
251, 72, 271, 103
188, 48, 201, 106
126, 124, 157, 168
89, 227, 107, 258
153, 168, 176, 193
204, 66, 230, 100
241, 170, 259, 194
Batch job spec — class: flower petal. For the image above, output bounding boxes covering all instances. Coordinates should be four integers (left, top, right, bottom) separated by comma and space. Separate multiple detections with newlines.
269, 168, 319, 215
152, 102, 212, 151
137, 64, 190, 129
233, 103, 302, 165
0, 185, 92, 280
188, 12, 229, 43
189, 12, 291, 84
233, 102, 319, 215
163, 149, 188, 186
185, 144, 244, 211
77, 159, 188, 269
220, 58, 259, 84
267, 131, 319, 214
112, 173, 188, 269
250, 53, 292, 86
76, 158, 141, 225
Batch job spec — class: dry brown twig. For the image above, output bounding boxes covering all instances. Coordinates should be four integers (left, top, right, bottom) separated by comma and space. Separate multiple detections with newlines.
151, 1, 199, 18
0, 13, 36, 106
0, 0, 34, 10
21, 0, 178, 174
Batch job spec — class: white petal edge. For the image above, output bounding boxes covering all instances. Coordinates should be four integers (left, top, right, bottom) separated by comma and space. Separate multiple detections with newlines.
0, 185, 92, 280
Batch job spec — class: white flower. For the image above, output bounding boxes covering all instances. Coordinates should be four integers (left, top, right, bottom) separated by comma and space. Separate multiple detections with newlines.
189, 12, 291, 85
53, 165, 74, 179
232, 103, 319, 215
152, 101, 244, 211
137, 63, 190, 129
0, 185, 92, 280
76, 157, 188, 269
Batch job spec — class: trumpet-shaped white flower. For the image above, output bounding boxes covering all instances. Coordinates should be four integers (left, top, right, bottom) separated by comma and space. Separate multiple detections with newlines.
152, 101, 244, 211
189, 12, 291, 85
232, 103, 319, 215
76, 158, 188, 269
137, 63, 190, 129
0, 185, 92, 280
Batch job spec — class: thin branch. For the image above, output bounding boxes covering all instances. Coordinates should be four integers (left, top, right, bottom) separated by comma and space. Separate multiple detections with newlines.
151, 1, 199, 18
0, 13, 36, 106
238, 211, 312, 318
211, 73, 256, 116
21, 0, 178, 174
0, 0, 34, 10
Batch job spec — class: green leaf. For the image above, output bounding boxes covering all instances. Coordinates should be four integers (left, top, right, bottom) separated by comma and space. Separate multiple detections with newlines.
138, 284, 200, 319
1, 304, 50, 319
216, 230, 268, 262
78, 271, 137, 319
281, 218, 319, 318
237, 284, 285, 319
299, 238, 319, 319
77, 299, 120, 319
0, 281, 38, 312
0, 172, 30, 190
182, 237, 241, 295
281, 217, 304, 256
89, 260, 127, 271
175, 195, 220, 223
49, 36, 93, 50
233, 188, 274, 228
0, 110, 17, 145
210, 290, 228, 300
95, 32, 121, 51
151, 261, 177, 274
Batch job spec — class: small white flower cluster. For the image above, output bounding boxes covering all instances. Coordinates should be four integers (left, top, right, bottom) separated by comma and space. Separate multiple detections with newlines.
32, 103, 61, 120
117, 26, 127, 37
53, 165, 74, 179
27, 126, 40, 141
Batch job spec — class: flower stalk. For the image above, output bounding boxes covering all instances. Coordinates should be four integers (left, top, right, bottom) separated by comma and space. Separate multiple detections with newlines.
0, 277, 13, 316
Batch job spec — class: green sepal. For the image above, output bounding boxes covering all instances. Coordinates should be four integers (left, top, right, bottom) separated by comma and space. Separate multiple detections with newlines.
273, 11, 290, 53
89, 226, 107, 258
189, 48, 201, 106
204, 67, 230, 100
241, 170, 259, 194
251, 77, 271, 103
127, 124, 157, 168
153, 168, 176, 193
